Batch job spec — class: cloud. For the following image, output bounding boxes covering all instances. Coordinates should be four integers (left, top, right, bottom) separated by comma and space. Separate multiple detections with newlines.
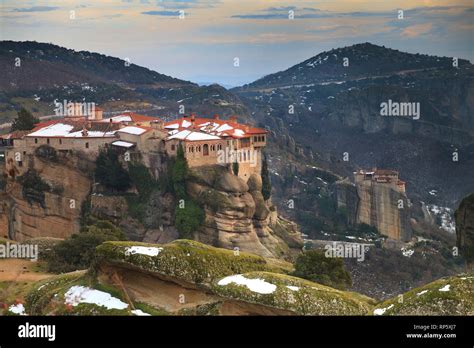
142, 10, 181, 16
12, 6, 59, 13
401, 23, 434, 38
232, 5, 473, 20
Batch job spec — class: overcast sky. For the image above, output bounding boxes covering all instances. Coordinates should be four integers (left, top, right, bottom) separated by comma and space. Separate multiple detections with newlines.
1, 0, 473, 86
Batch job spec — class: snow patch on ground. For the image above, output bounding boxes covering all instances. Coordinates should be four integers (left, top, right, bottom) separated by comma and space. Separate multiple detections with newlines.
286, 286, 300, 291
131, 309, 151, 316
64, 286, 129, 310
427, 204, 456, 233
401, 248, 414, 257
125, 246, 163, 257
9, 303, 26, 315
217, 275, 277, 294
416, 290, 428, 296
439, 284, 450, 292
373, 304, 394, 316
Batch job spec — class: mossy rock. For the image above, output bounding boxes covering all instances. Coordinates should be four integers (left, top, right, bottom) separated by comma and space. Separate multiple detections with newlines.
373, 275, 474, 315
211, 271, 374, 315
95, 239, 287, 286
25, 271, 163, 316
188, 165, 229, 187
25, 271, 86, 315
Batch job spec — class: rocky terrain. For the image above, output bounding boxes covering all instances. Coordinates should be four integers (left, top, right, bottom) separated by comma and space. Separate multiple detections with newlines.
1, 41, 473, 308
2, 239, 470, 316
456, 193, 474, 270
1, 150, 94, 241
186, 165, 302, 258
234, 43, 474, 209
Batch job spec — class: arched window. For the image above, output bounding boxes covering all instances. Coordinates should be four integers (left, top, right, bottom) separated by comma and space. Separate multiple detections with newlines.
203, 144, 209, 156
197, 146, 201, 152
85, 142, 89, 149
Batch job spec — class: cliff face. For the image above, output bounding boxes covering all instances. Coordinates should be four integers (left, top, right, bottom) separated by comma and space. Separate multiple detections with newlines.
455, 193, 474, 266
187, 165, 303, 258
90, 192, 178, 244
336, 179, 412, 241
2, 152, 93, 242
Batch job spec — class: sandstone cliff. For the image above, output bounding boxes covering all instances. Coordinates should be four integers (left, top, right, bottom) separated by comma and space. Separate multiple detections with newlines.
2, 151, 94, 242
186, 165, 303, 258
455, 193, 474, 268
336, 178, 412, 241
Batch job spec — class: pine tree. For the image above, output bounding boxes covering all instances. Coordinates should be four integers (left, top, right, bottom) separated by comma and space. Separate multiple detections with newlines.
232, 161, 239, 176
11, 108, 39, 131
95, 148, 131, 191
171, 143, 188, 199
261, 154, 271, 200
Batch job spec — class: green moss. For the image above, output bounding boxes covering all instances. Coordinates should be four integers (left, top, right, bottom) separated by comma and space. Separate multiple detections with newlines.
25, 271, 86, 315
133, 302, 170, 316
211, 271, 373, 315
177, 301, 223, 316
95, 239, 287, 285
374, 275, 474, 315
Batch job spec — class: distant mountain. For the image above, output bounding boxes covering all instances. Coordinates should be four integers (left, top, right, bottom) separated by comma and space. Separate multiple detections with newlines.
239, 42, 471, 90
0, 40, 192, 91
0, 41, 248, 124
235, 43, 474, 212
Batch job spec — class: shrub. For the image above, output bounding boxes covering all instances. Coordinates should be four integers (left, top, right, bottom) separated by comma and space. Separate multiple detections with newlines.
261, 154, 271, 200
95, 148, 131, 191
292, 249, 352, 290
11, 107, 39, 131
175, 199, 205, 239
46, 220, 126, 273
17, 170, 51, 207
34, 145, 58, 162
232, 161, 239, 176
171, 144, 188, 199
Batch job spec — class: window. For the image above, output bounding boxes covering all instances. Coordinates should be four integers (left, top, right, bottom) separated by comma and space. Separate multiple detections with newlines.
171, 144, 176, 151
59, 139, 62, 145
217, 144, 222, 150
85, 142, 89, 149
203, 144, 209, 156
34, 138, 38, 144
196, 146, 201, 152
47, 138, 50, 145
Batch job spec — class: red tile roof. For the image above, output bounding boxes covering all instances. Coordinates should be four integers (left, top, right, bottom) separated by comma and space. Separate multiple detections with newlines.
164, 116, 267, 140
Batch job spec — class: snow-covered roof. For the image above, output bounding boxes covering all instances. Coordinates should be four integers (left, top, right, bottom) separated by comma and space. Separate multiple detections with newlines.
111, 140, 135, 148
28, 123, 74, 137
100, 115, 133, 123
117, 126, 148, 135
167, 129, 221, 141
164, 116, 267, 142
27, 123, 116, 138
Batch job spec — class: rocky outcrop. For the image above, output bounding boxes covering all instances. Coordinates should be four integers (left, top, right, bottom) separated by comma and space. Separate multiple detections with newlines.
187, 165, 302, 258
90, 192, 178, 244
336, 178, 412, 241
455, 193, 474, 266
2, 152, 93, 242
373, 275, 474, 315
335, 178, 359, 225
24, 240, 373, 316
